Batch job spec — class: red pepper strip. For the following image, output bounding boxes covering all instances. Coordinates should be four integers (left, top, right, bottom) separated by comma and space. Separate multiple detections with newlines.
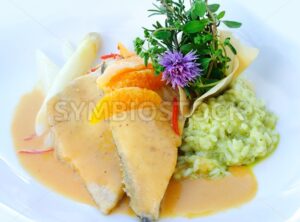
100, 53, 120, 60
90, 67, 98, 72
23, 133, 37, 141
172, 97, 180, 135
18, 148, 54, 155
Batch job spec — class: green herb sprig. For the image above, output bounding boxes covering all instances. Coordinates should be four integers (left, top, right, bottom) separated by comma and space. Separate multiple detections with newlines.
134, 0, 242, 99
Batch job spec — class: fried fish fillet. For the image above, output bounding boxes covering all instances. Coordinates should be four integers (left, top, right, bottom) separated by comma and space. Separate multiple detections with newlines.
47, 74, 124, 213
110, 108, 181, 221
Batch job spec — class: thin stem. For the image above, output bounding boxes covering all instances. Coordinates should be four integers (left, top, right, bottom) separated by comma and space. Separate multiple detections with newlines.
199, 80, 221, 88
220, 42, 229, 76
173, 32, 180, 50
161, 0, 174, 13
205, 0, 218, 50
205, 0, 218, 79
152, 27, 177, 33
207, 60, 215, 78
220, 42, 228, 58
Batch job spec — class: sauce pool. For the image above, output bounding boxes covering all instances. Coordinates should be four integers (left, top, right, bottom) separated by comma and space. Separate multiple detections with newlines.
11, 89, 258, 218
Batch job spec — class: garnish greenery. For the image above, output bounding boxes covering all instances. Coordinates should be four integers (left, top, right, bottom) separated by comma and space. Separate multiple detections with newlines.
134, 0, 242, 99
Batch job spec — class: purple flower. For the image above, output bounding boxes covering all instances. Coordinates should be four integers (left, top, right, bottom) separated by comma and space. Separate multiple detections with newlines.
159, 50, 202, 88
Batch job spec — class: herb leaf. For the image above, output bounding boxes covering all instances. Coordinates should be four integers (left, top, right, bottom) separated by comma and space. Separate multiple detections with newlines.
222, 20, 242, 28
217, 11, 225, 20
153, 30, 172, 40
183, 20, 206, 33
134, 0, 242, 99
180, 43, 194, 54
191, 0, 206, 18
207, 4, 220, 12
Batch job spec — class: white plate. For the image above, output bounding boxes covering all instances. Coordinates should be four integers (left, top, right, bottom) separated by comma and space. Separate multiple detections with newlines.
1, 0, 300, 221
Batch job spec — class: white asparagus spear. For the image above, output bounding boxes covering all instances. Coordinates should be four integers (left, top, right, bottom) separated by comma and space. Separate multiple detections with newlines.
62, 40, 75, 61
36, 40, 76, 94
36, 50, 60, 94
35, 32, 101, 135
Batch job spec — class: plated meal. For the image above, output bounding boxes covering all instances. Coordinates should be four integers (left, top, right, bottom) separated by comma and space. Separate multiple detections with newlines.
11, 0, 280, 221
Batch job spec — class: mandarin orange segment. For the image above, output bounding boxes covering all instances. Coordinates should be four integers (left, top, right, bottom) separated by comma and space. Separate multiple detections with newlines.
90, 87, 162, 123
105, 69, 164, 91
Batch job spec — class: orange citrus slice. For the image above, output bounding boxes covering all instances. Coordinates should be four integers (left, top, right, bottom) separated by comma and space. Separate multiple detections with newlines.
90, 87, 162, 123
117, 42, 136, 58
97, 56, 152, 89
104, 69, 164, 91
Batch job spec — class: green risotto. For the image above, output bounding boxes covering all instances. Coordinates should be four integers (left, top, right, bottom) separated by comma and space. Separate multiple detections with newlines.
174, 78, 279, 179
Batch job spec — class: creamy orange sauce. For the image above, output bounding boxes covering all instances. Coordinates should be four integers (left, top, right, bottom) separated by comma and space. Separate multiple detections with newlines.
161, 167, 257, 217
11, 89, 95, 206
11, 89, 257, 218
